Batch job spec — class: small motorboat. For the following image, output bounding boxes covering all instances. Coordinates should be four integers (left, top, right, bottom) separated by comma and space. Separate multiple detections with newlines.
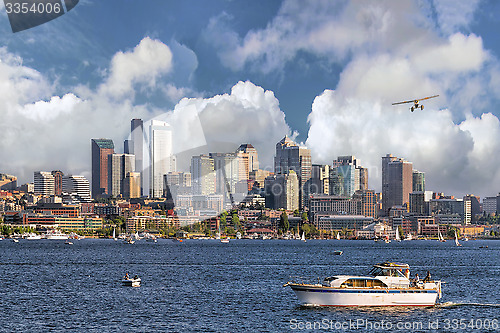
122, 274, 141, 287
65, 240, 73, 245
333, 250, 343, 256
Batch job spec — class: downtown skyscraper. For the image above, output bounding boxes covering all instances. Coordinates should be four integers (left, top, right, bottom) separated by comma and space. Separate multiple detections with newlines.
149, 120, 175, 198
91, 139, 115, 198
274, 136, 311, 209
382, 154, 413, 215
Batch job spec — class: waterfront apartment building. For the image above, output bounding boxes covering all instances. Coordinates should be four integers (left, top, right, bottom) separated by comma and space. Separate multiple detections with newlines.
149, 120, 175, 198
22, 213, 102, 231
309, 191, 377, 224
316, 215, 374, 231
34, 171, 55, 196
381, 154, 413, 215
91, 138, 115, 198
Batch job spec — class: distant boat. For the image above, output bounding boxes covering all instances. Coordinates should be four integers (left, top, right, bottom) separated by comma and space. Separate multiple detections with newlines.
301, 232, 306, 242
65, 240, 73, 245
220, 238, 230, 243
11, 238, 19, 243
122, 275, 141, 287
404, 233, 413, 241
333, 250, 343, 255
336, 232, 340, 240
454, 230, 462, 247
113, 228, 117, 241
44, 230, 69, 240
124, 237, 135, 244
395, 228, 401, 242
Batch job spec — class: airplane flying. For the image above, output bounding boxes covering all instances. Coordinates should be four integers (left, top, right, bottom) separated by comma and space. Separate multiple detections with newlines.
392, 95, 439, 112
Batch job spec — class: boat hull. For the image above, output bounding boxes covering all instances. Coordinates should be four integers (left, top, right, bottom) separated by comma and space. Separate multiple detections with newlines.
122, 279, 141, 287
289, 285, 438, 306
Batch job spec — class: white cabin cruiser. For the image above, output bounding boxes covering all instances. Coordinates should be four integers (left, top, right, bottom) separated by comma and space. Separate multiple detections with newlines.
284, 262, 442, 307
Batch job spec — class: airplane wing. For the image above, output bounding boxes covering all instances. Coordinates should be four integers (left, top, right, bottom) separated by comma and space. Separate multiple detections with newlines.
392, 100, 415, 105
418, 95, 439, 101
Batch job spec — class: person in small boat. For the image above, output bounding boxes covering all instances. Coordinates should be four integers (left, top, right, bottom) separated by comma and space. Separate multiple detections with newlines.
404, 269, 410, 279
423, 271, 431, 282
124, 273, 129, 280
133, 275, 139, 280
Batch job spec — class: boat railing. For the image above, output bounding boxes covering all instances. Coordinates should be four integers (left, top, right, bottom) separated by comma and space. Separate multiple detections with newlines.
284, 276, 322, 286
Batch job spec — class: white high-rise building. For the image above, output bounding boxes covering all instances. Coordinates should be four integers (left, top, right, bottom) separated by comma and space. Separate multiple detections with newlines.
149, 120, 175, 198
62, 175, 91, 202
34, 171, 55, 196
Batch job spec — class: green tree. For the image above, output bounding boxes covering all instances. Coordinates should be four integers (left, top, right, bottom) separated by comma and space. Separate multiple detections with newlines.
220, 211, 227, 229
279, 212, 289, 231
301, 212, 308, 223
232, 213, 240, 229
293, 209, 300, 217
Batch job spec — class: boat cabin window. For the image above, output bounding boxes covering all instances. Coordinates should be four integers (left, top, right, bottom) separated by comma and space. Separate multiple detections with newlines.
340, 279, 386, 288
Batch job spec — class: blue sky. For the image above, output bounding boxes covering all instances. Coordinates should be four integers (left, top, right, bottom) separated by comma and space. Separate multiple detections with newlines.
1, 0, 500, 198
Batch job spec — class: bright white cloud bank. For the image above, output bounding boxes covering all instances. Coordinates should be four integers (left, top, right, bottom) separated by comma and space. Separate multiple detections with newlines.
0, 37, 291, 183
207, 0, 500, 197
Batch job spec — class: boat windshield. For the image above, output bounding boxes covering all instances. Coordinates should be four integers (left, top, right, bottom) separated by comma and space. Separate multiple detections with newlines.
369, 262, 409, 277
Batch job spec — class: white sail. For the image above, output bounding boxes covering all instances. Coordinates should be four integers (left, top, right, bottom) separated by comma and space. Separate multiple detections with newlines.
454, 230, 461, 246
336, 232, 340, 240
113, 228, 116, 240
395, 228, 401, 241
301, 232, 306, 242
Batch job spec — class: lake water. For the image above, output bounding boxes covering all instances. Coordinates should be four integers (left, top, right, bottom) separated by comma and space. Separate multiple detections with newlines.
0, 239, 498, 332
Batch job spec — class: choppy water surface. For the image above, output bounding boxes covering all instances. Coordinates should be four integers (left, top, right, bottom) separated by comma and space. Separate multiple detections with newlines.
0, 239, 498, 332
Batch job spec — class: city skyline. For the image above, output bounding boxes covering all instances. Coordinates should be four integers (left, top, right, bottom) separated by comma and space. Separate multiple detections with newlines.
2, 1, 500, 199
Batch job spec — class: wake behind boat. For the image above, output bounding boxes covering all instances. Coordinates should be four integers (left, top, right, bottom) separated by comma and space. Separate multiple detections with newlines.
284, 262, 442, 307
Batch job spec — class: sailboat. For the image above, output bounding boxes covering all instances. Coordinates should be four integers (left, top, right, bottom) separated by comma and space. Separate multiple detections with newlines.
454, 230, 462, 247
301, 232, 306, 242
336, 232, 340, 240
113, 227, 117, 241
395, 227, 401, 242
438, 226, 446, 242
